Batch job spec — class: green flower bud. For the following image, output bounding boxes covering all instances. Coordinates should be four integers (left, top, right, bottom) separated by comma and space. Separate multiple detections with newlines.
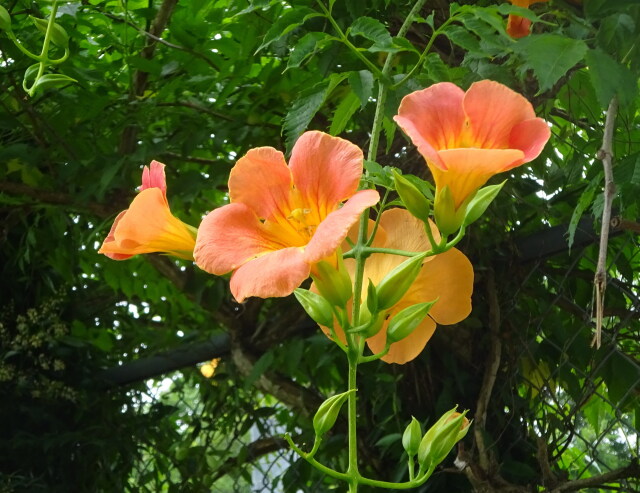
434, 186, 471, 236
30, 16, 70, 48
418, 408, 471, 469
312, 258, 352, 308
463, 181, 506, 227
393, 170, 431, 223
313, 389, 355, 437
366, 279, 378, 314
386, 300, 436, 343
0, 6, 12, 32
376, 252, 426, 311
294, 288, 334, 328
402, 416, 422, 457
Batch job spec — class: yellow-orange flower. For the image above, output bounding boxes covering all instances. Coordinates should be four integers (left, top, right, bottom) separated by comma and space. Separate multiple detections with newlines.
98, 160, 196, 260
394, 80, 550, 210
318, 208, 474, 364
506, 0, 549, 39
194, 131, 380, 303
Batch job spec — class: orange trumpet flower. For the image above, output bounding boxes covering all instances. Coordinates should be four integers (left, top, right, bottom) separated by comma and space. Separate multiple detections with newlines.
394, 80, 550, 211
98, 161, 197, 260
318, 208, 474, 364
194, 131, 380, 303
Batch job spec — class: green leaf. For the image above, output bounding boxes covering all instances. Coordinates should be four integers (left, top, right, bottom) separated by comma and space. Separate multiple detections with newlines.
349, 16, 393, 49
283, 73, 347, 151
585, 49, 638, 108
348, 70, 374, 108
256, 7, 319, 53
0, 5, 12, 31
596, 13, 635, 55
513, 35, 588, 93
244, 351, 275, 388
442, 25, 482, 56
286, 32, 329, 70
567, 174, 601, 249
329, 90, 360, 136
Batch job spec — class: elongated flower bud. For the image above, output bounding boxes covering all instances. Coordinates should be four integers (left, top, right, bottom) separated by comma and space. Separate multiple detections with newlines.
313, 390, 355, 437
393, 170, 431, 223
376, 253, 427, 311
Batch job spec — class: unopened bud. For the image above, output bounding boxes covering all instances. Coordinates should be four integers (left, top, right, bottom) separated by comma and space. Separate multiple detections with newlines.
402, 417, 422, 457
313, 389, 355, 437
0, 6, 12, 32
376, 253, 426, 311
418, 408, 471, 468
463, 181, 506, 227
312, 257, 352, 308
386, 300, 436, 343
294, 289, 334, 328
30, 16, 70, 48
393, 170, 431, 223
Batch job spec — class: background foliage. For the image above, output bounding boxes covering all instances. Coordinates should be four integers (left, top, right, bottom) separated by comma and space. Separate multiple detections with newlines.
1, 0, 639, 491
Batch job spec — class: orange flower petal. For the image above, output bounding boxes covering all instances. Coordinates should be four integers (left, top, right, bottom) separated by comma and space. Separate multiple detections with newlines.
394, 83, 466, 170
367, 310, 437, 364
463, 80, 536, 149
99, 188, 195, 259
194, 202, 271, 275
289, 131, 364, 216
509, 118, 551, 165
230, 247, 310, 303
100, 210, 132, 260
305, 189, 380, 263
228, 147, 292, 220
405, 247, 473, 325
433, 148, 524, 208
141, 160, 167, 192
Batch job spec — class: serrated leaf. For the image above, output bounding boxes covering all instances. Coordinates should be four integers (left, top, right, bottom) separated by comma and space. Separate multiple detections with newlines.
585, 49, 637, 108
513, 35, 587, 93
286, 32, 328, 70
329, 91, 360, 136
348, 70, 373, 108
283, 73, 347, 151
596, 13, 635, 54
256, 7, 318, 53
443, 25, 482, 55
349, 16, 393, 49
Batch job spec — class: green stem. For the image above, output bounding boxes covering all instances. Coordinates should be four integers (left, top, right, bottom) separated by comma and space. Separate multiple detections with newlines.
316, 0, 384, 79
27, 0, 60, 96
7, 32, 41, 60
346, 346, 361, 492
357, 465, 435, 489
365, 188, 391, 246
284, 434, 349, 481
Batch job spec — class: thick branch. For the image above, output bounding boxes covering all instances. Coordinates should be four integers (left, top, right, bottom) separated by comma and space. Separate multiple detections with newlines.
99, 333, 230, 387
547, 460, 640, 492
593, 96, 619, 348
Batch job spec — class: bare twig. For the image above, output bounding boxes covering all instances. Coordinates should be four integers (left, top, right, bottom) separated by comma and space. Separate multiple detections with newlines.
474, 269, 502, 473
593, 96, 619, 348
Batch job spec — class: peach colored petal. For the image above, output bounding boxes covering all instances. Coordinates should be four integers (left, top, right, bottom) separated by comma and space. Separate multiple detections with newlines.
305, 189, 380, 263
343, 218, 386, 251
394, 83, 466, 170
230, 247, 310, 303
99, 188, 195, 259
404, 247, 473, 325
508, 118, 551, 165
367, 309, 437, 364
228, 147, 292, 220
141, 160, 167, 193
432, 148, 524, 208
194, 202, 273, 275
100, 210, 132, 260
463, 80, 536, 148
289, 131, 364, 217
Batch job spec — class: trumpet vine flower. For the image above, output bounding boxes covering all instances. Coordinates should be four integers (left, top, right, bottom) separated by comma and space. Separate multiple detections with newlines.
506, 0, 549, 39
318, 208, 474, 364
98, 160, 197, 260
394, 80, 550, 211
194, 131, 380, 303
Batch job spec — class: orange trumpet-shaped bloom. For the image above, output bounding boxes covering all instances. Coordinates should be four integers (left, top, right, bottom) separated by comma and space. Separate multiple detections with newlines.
194, 131, 380, 303
506, 0, 549, 39
394, 80, 550, 209
318, 208, 473, 364
98, 161, 197, 260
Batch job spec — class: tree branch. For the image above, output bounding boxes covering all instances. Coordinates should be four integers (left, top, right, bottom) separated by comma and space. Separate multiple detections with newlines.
593, 96, 619, 349
547, 460, 639, 492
